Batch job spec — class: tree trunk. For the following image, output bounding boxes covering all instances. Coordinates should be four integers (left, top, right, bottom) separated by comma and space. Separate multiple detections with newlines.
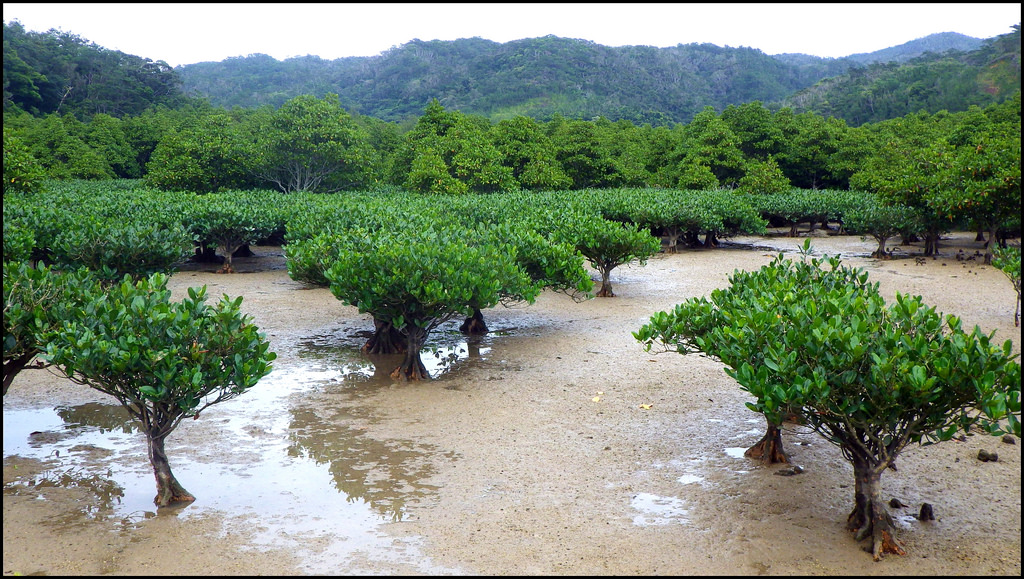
363, 316, 406, 354
460, 307, 489, 335
664, 226, 681, 253
596, 265, 615, 297
703, 232, 718, 248
983, 225, 997, 265
923, 232, 941, 257
217, 243, 243, 273
147, 431, 195, 507
4, 351, 38, 396
392, 326, 430, 380
744, 420, 790, 464
872, 236, 890, 259
846, 454, 905, 561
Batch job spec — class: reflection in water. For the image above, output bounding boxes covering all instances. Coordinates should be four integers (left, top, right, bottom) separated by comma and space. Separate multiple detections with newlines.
3, 367, 467, 573
295, 321, 496, 382
17, 465, 130, 524
55, 402, 139, 434
286, 407, 456, 522
4, 404, 153, 528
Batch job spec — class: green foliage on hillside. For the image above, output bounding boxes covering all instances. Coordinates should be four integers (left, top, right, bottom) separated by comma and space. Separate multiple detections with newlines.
6, 19, 1019, 128
176, 36, 851, 125
3, 21, 190, 118
784, 24, 1021, 126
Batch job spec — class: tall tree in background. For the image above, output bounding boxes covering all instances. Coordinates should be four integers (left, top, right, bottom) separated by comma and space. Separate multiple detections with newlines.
547, 115, 620, 189
144, 110, 256, 192
248, 94, 372, 193
676, 106, 745, 188
491, 115, 571, 190
397, 100, 514, 194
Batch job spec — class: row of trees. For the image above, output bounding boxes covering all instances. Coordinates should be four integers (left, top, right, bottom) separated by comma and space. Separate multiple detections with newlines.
4, 92, 1021, 233
7, 181, 1022, 383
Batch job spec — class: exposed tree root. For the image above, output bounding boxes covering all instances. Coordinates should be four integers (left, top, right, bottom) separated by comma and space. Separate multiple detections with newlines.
391, 348, 430, 381
460, 308, 489, 335
363, 318, 406, 354
744, 422, 790, 464
846, 474, 906, 561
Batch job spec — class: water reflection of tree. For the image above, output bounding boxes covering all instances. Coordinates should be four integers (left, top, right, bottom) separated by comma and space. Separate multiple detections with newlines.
296, 325, 491, 384
55, 402, 139, 434
285, 407, 454, 522
24, 465, 128, 524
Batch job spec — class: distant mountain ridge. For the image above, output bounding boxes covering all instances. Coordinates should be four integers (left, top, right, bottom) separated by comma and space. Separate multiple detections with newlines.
176, 28, 1015, 125
781, 25, 1020, 126
842, 31, 985, 64
3, 17, 1016, 127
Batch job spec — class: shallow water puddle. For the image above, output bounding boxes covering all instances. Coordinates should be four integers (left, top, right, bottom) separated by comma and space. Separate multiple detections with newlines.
3, 344, 481, 573
294, 322, 498, 381
631, 492, 691, 526
723, 447, 749, 459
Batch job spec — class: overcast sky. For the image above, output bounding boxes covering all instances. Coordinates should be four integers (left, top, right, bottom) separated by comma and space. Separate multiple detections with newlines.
3, 3, 1021, 67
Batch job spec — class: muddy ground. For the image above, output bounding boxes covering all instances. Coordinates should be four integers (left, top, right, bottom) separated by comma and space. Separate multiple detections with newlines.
3, 230, 1021, 576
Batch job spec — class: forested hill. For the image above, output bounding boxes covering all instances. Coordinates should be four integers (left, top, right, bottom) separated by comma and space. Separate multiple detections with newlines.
782, 24, 1020, 126
2, 21, 188, 117
175, 30, 1012, 125
176, 35, 849, 124
842, 31, 984, 65
3, 19, 1017, 127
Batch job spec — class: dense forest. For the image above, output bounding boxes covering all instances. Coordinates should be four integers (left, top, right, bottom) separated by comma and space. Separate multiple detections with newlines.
3, 19, 1020, 244
4, 21, 1016, 127
2, 21, 187, 118
173, 30, 1011, 126
783, 25, 1022, 126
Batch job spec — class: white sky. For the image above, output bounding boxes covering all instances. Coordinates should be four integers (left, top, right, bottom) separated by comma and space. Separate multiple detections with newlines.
3, 3, 1021, 67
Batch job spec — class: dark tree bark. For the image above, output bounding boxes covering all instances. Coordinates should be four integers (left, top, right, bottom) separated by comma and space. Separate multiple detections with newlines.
846, 453, 905, 561
923, 232, 941, 257
3, 351, 37, 396
744, 421, 790, 464
363, 316, 407, 354
983, 225, 997, 265
871, 236, 892, 259
596, 265, 615, 297
460, 307, 489, 335
391, 326, 430, 380
217, 242, 244, 273
663, 226, 682, 253
147, 431, 195, 507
